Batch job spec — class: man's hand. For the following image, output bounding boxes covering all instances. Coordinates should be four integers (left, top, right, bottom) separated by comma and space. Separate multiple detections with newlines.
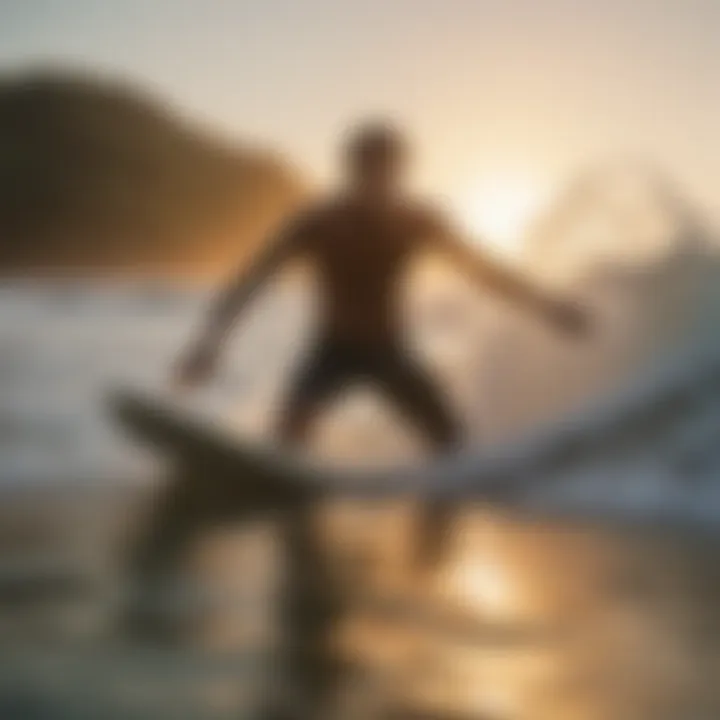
542, 297, 591, 337
172, 342, 219, 390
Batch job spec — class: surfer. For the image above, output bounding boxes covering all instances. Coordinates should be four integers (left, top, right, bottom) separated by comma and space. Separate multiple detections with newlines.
173, 121, 589, 568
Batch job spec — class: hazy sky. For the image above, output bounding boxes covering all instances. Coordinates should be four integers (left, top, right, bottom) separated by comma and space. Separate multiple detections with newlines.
2, 0, 720, 242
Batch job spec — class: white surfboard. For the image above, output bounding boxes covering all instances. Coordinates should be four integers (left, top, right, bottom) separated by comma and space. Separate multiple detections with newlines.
110, 343, 720, 532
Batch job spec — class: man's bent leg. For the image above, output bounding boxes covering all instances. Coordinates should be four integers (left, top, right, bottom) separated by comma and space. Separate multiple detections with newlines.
372, 350, 463, 573
275, 340, 349, 448
268, 340, 355, 720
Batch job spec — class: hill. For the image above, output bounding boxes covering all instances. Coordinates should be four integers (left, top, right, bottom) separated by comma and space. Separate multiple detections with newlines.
0, 71, 304, 276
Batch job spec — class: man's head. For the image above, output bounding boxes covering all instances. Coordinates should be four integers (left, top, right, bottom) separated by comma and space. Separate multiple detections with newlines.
343, 121, 410, 197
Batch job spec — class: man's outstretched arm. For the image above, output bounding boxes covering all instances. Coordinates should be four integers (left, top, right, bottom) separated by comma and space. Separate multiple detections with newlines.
431, 221, 588, 333
173, 221, 305, 387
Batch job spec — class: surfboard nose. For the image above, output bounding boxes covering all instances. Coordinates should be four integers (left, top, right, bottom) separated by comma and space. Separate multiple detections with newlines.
109, 389, 322, 514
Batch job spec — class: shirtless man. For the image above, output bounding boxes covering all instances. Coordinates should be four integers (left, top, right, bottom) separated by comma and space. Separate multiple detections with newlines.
174, 121, 588, 567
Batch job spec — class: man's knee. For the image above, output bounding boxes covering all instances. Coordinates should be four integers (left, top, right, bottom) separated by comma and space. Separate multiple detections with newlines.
276, 399, 317, 446
424, 412, 462, 453
409, 382, 463, 451
277, 416, 306, 446
380, 364, 463, 451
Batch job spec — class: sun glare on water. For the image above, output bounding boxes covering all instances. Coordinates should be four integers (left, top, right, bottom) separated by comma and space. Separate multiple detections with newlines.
456, 172, 547, 256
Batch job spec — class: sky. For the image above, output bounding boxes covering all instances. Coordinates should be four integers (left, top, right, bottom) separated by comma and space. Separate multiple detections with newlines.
2, 0, 720, 249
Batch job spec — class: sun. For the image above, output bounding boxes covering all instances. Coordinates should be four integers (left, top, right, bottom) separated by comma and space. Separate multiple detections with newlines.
455, 172, 546, 255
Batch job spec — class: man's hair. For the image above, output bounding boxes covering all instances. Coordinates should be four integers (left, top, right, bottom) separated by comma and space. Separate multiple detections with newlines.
344, 121, 409, 171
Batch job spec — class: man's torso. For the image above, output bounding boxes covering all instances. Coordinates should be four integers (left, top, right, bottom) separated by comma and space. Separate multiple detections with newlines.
296, 197, 444, 345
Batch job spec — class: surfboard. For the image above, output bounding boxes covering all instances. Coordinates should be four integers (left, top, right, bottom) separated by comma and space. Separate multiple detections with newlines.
108, 387, 511, 506
109, 346, 720, 530
110, 388, 338, 516
113, 390, 315, 477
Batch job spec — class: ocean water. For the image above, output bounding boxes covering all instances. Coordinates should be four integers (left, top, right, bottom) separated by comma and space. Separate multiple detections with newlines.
0, 280, 306, 484
2, 281, 720, 719
0, 277, 496, 485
